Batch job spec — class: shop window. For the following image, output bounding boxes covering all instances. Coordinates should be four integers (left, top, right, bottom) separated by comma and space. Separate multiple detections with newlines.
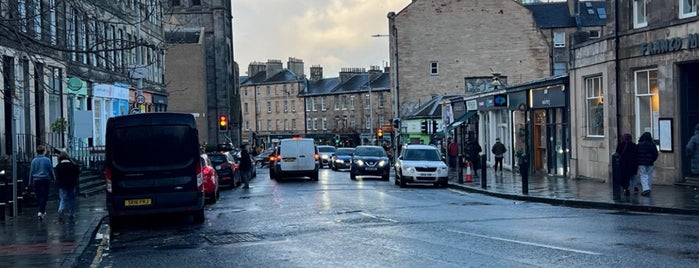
633, 0, 648, 28
634, 69, 659, 141
585, 75, 604, 137
679, 0, 697, 19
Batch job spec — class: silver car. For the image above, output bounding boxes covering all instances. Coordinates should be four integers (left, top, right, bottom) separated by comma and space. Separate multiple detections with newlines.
394, 144, 449, 188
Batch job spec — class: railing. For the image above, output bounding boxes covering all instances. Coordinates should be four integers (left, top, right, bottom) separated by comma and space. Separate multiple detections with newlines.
4, 133, 105, 173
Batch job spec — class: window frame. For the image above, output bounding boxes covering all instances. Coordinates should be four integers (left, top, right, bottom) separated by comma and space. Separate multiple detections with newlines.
585, 75, 604, 137
634, 68, 660, 141
553, 32, 566, 48
430, 61, 438, 75
679, 0, 697, 19
633, 0, 648, 28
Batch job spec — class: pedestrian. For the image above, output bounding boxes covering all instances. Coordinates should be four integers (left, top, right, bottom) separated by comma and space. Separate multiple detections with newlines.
615, 133, 638, 197
239, 143, 253, 189
636, 132, 659, 196
447, 137, 459, 169
466, 139, 482, 176
685, 123, 699, 175
54, 151, 80, 220
28, 145, 56, 220
491, 138, 507, 174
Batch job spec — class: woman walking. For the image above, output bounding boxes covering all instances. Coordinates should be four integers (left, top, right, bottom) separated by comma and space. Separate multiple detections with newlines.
615, 133, 637, 196
55, 151, 80, 220
637, 132, 659, 196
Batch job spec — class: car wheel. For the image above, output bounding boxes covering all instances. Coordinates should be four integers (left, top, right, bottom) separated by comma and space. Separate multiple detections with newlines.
332, 166, 337, 171
399, 175, 406, 188
394, 171, 400, 185
192, 210, 205, 224
350, 173, 356, 180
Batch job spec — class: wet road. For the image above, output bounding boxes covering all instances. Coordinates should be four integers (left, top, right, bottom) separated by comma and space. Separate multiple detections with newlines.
83, 168, 699, 267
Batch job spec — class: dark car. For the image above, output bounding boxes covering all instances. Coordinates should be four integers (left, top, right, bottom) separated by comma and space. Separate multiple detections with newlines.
207, 151, 239, 188
254, 148, 274, 167
317, 145, 336, 168
331, 147, 354, 171
350, 146, 390, 181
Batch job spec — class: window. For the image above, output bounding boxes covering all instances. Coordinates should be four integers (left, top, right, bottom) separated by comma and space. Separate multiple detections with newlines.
172, 0, 180, 6
283, 100, 288, 113
635, 69, 659, 141
378, 93, 384, 108
585, 76, 604, 137
33, 0, 41, 38
633, 0, 648, 28
365, 115, 371, 129
292, 119, 297, 130
291, 100, 296, 112
49, 0, 56, 44
256, 102, 261, 113
245, 121, 249, 130
117, 29, 123, 68
341, 96, 347, 110
266, 86, 270, 95
67, 7, 76, 61
243, 89, 248, 96
553, 62, 566, 76
321, 97, 326, 111
257, 120, 261, 131
307, 118, 312, 130
350, 116, 356, 128
365, 94, 371, 109
256, 87, 260, 95
334, 96, 340, 110
430, 61, 438, 75
275, 101, 279, 113
322, 117, 327, 130
589, 30, 600, 39
244, 103, 248, 114
350, 96, 355, 109
276, 120, 280, 131
313, 118, 318, 130
306, 98, 311, 111
680, 0, 697, 19
267, 120, 272, 131
267, 101, 272, 113
284, 119, 289, 130
553, 32, 566, 48
312, 98, 317, 111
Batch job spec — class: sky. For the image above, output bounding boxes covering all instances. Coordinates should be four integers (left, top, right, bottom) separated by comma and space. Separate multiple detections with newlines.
232, 0, 412, 78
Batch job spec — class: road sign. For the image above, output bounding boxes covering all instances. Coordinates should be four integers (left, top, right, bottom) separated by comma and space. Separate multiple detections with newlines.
136, 95, 146, 104
128, 65, 148, 79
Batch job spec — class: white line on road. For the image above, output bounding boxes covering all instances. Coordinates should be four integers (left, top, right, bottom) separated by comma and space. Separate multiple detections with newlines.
448, 230, 602, 256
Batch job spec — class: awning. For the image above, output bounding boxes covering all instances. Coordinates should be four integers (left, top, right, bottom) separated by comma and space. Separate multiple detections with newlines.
444, 111, 477, 134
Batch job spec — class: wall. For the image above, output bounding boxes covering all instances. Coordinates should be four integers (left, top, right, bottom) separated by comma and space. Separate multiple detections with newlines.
165, 43, 208, 144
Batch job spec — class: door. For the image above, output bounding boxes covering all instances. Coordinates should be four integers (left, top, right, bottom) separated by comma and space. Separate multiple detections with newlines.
681, 63, 699, 177
533, 110, 547, 172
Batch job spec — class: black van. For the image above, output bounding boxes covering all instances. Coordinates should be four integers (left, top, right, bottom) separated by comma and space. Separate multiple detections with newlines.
105, 113, 205, 224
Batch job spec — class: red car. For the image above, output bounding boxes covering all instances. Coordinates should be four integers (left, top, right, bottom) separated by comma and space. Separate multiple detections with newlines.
207, 151, 240, 188
200, 154, 220, 204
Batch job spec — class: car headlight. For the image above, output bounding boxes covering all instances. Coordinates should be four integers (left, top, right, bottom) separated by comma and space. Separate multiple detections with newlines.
321, 155, 329, 159
378, 160, 386, 167
439, 166, 448, 171
335, 159, 344, 163
405, 166, 416, 173
356, 159, 365, 166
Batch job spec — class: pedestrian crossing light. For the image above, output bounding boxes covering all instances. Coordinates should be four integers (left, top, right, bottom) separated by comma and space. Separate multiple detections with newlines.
218, 115, 228, 131
377, 129, 383, 139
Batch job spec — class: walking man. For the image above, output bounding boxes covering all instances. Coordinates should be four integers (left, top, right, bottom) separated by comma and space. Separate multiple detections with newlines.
447, 137, 458, 169
491, 138, 507, 174
636, 132, 658, 196
28, 145, 56, 220
239, 144, 253, 189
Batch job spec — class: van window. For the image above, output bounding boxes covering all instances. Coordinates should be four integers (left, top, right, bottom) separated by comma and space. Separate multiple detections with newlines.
111, 125, 196, 168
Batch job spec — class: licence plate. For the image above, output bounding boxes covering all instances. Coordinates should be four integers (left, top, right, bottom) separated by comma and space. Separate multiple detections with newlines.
283, 158, 296, 162
124, 198, 152, 206
420, 173, 431, 177
366, 167, 377, 171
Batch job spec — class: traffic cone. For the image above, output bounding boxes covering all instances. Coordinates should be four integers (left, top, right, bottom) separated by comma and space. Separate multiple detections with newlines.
465, 161, 473, 183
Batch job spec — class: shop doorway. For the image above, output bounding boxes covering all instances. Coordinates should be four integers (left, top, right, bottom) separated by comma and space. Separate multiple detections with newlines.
532, 108, 569, 176
680, 62, 699, 178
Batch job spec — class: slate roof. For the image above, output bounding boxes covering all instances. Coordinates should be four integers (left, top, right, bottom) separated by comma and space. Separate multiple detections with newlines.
240, 71, 267, 85
306, 78, 340, 95
240, 69, 390, 97
525, 1, 606, 29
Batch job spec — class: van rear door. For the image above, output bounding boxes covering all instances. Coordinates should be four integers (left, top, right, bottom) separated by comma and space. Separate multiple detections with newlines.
279, 139, 316, 171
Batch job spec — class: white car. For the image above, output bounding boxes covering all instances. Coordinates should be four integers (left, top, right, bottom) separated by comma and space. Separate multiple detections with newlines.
394, 144, 449, 188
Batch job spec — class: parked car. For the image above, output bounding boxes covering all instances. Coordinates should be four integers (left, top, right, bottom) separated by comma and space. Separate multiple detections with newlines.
200, 154, 220, 204
254, 148, 274, 167
207, 151, 239, 188
105, 113, 205, 225
317, 145, 336, 168
350, 146, 390, 181
394, 144, 449, 188
270, 138, 319, 181
331, 147, 355, 171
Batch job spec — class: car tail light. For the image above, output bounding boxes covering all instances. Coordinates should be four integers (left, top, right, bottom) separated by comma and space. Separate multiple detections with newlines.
276, 155, 282, 161
105, 166, 112, 193
269, 155, 275, 162
196, 161, 204, 192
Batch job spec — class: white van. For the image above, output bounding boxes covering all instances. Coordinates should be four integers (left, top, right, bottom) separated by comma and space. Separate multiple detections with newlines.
270, 138, 319, 181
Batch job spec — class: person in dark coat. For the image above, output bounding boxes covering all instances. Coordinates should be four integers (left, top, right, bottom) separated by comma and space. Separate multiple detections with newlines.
637, 132, 659, 196
54, 151, 80, 220
686, 124, 699, 175
239, 144, 253, 189
491, 138, 507, 174
465, 139, 482, 176
615, 133, 638, 197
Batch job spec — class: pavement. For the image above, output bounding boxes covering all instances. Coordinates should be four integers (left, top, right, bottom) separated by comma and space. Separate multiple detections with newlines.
1, 169, 699, 268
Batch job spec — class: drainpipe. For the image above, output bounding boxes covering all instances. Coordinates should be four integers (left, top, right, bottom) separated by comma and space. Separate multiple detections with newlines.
614, 0, 621, 140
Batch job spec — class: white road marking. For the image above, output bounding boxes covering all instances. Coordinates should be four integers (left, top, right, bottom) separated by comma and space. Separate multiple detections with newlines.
448, 230, 602, 256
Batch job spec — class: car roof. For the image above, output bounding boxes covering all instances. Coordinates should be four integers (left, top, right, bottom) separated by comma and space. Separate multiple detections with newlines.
317, 145, 335, 148
403, 144, 438, 150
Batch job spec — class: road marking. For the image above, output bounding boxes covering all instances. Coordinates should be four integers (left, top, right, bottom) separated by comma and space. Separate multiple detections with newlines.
448, 230, 601, 256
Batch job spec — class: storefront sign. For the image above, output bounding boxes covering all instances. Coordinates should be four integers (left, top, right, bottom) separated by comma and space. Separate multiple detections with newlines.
466, 99, 478, 111
640, 33, 699, 56
531, 86, 566, 109
477, 95, 508, 111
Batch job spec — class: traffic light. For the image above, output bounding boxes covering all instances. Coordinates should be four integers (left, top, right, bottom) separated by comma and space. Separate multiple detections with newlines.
377, 129, 383, 139
420, 121, 428, 134
218, 115, 228, 131
432, 120, 437, 133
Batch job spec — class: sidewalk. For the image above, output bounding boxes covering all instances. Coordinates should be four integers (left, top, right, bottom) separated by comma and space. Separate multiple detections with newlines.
448, 167, 699, 215
0, 186, 106, 268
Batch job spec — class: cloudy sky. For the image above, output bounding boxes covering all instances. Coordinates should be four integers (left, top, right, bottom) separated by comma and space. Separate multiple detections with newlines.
232, 0, 412, 78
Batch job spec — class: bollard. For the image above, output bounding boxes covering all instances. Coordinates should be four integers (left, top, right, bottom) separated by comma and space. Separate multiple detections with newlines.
7, 201, 13, 218
457, 155, 464, 184
519, 153, 529, 195
17, 196, 22, 214
0, 202, 5, 221
611, 152, 621, 200
481, 154, 487, 189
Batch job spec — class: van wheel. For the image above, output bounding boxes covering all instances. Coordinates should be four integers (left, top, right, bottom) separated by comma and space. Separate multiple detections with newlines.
350, 173, 356, 180
192, 210, 205, 224
311, 172, 319, 181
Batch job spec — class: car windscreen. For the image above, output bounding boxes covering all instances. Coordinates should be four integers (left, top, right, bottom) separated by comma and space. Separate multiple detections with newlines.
354, 147, 385, 157
336, 148, 354, 155
208, 155, 228, 164
111, 125, 196, 168
318, 147, 335, 153
403, 149, 441, 161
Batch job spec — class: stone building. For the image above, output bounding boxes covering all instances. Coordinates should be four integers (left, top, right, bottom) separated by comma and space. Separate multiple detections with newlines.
164, 0, 240, 145
1, 0, 166, 163
570, 0, 699, 185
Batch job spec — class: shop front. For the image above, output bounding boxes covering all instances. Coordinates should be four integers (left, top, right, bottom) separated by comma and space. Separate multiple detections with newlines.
530, 85, 569, 176
92, 83, 130, 146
